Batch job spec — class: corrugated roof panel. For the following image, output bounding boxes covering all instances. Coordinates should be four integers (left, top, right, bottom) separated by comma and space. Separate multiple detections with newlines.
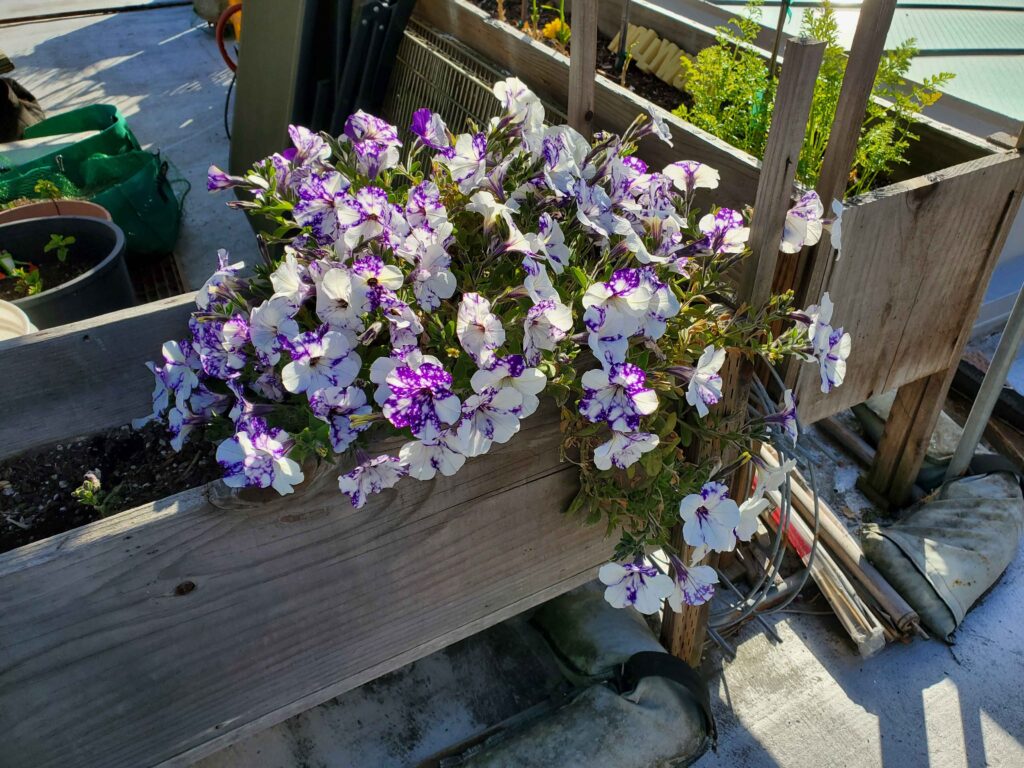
908, 55, 1024, 118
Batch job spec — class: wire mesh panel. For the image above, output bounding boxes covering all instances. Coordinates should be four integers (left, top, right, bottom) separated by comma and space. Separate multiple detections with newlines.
382, 20, 565, 148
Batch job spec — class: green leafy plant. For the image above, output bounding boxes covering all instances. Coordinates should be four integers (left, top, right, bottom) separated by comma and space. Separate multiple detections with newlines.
71, 469, 125, 518
676, 0, 954, 195
44, 234, 75, 263
0, 249, 43, 297
33, 179, 63, 200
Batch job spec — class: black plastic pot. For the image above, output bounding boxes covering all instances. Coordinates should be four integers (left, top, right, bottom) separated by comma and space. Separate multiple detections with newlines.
0, 215, 134, 329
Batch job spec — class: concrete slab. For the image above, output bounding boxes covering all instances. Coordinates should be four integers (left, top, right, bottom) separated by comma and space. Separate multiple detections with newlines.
0, 4, 258, 289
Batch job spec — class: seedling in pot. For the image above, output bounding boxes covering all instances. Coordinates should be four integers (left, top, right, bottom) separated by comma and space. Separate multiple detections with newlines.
0, 249, 43, 297
44, 234, 75, 263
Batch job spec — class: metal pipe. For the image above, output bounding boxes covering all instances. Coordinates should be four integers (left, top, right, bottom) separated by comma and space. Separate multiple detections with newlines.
947, 284, 1024, 479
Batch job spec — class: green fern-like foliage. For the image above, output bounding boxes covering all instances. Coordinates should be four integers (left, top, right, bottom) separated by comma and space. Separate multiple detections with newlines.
676, 0, 955, 196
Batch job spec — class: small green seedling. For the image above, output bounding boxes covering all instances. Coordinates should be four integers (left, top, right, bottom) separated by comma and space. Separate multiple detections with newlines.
44, 234, 75, 263
72, 469, 124, 518
0, 249, 43, 296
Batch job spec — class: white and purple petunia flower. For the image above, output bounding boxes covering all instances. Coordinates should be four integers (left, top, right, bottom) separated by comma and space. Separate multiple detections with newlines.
470, 354, 547, 418
350, 253, 404, 310
639, 267, 680, 340
456, 386, 524, 457
666, 552, 719, 609
794, 292, 834, 345
780, 190, 825, 254
270, 249, 314, 304
735, 457, 796, 542
663, 160, 719, 197
456, 292, 505, 367
249, 295, 300, 366
405, 181, 449, 230
343, 110, 402, 179
679, 480, 742, 555
439, 132, 487, 193
598, 560, 674, 615
399, 430, 466, 480
190, 314, 249, 380
813, 324, 851, 393
582, 268, 653, 352
523, 298, 573, 365
281, 326, 361, 395
292, 170, 361, 245
593, 430, 659, 471
207, 164, 247, 191
684, 344, 726, 418
309, 385, 373, 452
765, 389, 799, 446
410, 108, 453, 155
493, 76, 544, 134
316, 266, 371, 338
383, 359, 461, 441
196, 249, 245, 310
579, 363, 658, 432
215, 418, 305, 494
338, 454, 408, 508
699, 208, 749, 254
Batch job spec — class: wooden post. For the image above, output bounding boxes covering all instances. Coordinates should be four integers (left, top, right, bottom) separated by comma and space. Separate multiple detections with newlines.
568, 0, 598, 138
661, 37, 825, 666
791, 0, 898, 305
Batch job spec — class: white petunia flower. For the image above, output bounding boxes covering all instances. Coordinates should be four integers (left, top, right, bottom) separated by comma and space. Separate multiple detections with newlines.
466, 190, 520, 233
663, 160, 719, 196
598, 561, 674, 615
400, 431, 466, 480
813, 324, 851, 393
593, 430, 659, 471
470, 355, 547, 418
270, 249, 313, 304
216, 418, 304, 495
736, 457, 796, 541
410, 242, 457, 312
456, 293, 506, 367
523, 299, 573, 365
456, 386, 524, 457
666, 553, 719, 609
679, 480, 741, 555
316, 267, 371, 338
685, 345, 726, 418
249, 295, 300, 365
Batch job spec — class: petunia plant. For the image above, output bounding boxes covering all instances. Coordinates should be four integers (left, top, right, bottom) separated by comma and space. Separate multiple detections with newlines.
141, 79, 849, 616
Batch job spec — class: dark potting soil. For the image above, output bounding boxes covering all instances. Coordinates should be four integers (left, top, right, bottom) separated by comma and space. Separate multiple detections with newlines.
0, 243, 100, 301
0, 423, 221, 554
473, 1, 685, 115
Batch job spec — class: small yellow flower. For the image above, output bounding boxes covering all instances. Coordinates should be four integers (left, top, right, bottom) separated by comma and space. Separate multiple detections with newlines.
543, 18, 567, 40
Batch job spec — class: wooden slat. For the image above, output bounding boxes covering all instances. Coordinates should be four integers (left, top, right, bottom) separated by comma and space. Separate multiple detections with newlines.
568, 0, 598, 139
0, 294, 195, 461
740, 37, 825, 307
795, 150, 1024, 424
0, 402, 614, 768
413, 0, 763, 209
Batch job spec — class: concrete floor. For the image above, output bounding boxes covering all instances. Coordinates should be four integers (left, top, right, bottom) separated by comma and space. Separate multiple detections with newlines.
1, 3, 258, 289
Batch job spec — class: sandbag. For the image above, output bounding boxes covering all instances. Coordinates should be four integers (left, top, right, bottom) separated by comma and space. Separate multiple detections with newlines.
449, 585, 712, 767
862, 471, 1024, 640
853, 391, 973, 491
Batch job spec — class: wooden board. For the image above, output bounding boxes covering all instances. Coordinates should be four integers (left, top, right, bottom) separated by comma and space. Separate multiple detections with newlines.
414, 0, 762, 209
0, 293, 195, 461
795, 150, 1024, 423
0, 400, 613, 768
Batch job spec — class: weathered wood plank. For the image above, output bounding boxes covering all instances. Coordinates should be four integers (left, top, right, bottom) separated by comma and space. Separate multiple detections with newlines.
0, 403, 614, 768
795, 150, 1024, 424
741, 37, 824, 308
414, 0, 763, 209
567, 0, 598, 138
0, 294, 195, 461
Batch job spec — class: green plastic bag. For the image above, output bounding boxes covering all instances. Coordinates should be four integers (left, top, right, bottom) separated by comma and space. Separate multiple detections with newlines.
17, 104, 140, 179
0, 105, 186, 254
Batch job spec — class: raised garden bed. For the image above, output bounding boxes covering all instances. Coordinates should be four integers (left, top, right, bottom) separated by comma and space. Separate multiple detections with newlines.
0, 299, 614, 768
414, 0, 1024, 429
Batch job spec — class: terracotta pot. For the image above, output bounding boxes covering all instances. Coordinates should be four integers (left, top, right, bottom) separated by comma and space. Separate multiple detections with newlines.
0, 199, 112, 226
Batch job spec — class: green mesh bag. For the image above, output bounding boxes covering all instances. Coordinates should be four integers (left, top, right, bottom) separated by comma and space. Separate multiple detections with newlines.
0, 105, 187, 254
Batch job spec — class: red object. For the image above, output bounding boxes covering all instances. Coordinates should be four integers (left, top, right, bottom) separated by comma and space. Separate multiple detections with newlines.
216, 4, 243, 72
770, 505, 812, 559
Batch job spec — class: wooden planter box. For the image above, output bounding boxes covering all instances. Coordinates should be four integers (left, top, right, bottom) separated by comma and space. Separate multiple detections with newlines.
415, 0, 1024, 428
0, 298, 615, 768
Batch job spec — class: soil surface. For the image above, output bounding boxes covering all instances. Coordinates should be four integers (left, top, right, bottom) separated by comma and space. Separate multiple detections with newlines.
0, 423, 221, 554
0, 244, 99, 301
474, 1, 684, 114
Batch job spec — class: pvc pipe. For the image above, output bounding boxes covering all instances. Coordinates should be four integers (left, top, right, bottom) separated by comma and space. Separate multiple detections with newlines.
947, 284, 1024, 479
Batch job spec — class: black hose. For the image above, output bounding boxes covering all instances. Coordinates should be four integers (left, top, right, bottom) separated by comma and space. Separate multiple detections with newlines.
331, 1, 376, 133
355, 2, 393, 112
364, 0, 415, 114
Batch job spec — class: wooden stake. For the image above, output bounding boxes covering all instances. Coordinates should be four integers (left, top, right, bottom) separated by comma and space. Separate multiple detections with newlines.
661, 36, 824, 667
740, 37, 826, 308
568, 0, 598, 139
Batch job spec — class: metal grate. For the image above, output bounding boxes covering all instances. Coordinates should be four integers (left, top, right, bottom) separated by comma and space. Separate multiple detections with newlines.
127, 251, 187, 303
382, 19, 566, 148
